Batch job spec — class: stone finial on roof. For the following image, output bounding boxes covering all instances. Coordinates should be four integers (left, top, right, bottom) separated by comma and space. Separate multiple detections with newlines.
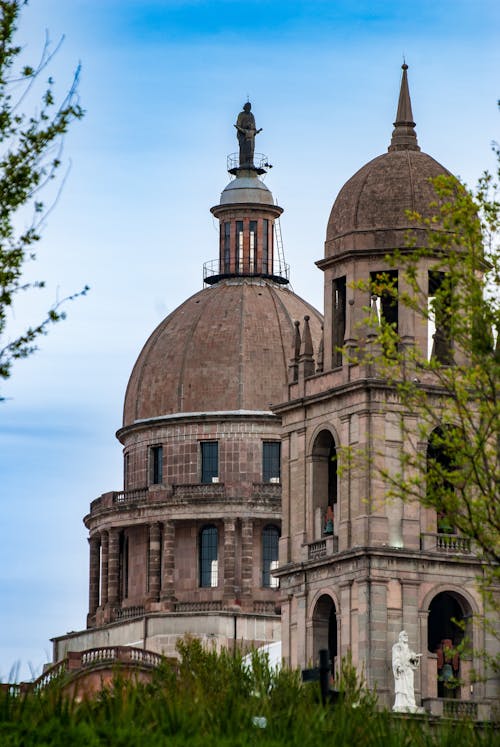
293, 320, 301, 360
299, 315, 315, 379
300, 315, 314, 358
388, 63, 421, 153
289, 320, 301, 383
316, 325, 324, 374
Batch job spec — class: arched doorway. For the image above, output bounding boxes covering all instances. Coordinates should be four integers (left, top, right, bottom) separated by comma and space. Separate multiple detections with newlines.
311, 430, 337, 540
312, 594, 338, 673
428, 591, 471, 699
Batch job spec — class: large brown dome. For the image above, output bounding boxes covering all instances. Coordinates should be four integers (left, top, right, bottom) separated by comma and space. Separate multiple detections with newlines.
123, 279, 322, 426
325, 149, 450, 257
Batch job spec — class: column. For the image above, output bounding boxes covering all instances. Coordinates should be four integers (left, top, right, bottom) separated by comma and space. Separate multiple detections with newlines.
100, 530, 109, 606
160, 520, 175, 608
241, 518, 253, 609
148, 522, 161, 600
88, 534, 101, 618
223, 518, 237, 604
107, 528, 120, 606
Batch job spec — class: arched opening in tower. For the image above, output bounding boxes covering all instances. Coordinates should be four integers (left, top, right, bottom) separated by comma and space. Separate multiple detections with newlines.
428, 591, 471, 699
311, 430, 338, 540
312, 594, 338, 675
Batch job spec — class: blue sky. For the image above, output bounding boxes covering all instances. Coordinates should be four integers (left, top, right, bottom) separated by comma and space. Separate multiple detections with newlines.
1, 0, 499, 681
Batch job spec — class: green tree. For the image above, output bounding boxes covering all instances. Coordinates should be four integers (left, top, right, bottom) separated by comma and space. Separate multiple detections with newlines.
371, 168, 499, 570
0, 0, 85, 392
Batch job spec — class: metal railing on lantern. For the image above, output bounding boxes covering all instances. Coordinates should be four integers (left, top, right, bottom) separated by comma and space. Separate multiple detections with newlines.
226, 152, 271, 174
203, 257, 289, 286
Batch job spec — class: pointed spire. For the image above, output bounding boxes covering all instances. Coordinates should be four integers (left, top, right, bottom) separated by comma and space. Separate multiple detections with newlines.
388, 63, 420, 153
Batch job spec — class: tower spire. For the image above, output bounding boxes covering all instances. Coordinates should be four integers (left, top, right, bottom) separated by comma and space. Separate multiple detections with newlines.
388, 64, 420, 152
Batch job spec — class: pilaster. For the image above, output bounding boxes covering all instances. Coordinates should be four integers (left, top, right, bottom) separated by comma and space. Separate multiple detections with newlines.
241, 518, 254, 609
107, 528, 120, 606
160, 520, 175, 609
100, 530, 109, 606
148, 522, 161, 601
88, 534, 100, 619
223, 518, 237, 604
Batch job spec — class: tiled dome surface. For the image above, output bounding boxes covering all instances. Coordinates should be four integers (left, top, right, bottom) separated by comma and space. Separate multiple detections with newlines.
325, 149, 451, 257
123, 279, 322, 425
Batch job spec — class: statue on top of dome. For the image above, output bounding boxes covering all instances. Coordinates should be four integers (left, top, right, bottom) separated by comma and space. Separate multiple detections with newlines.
235, 102, 262, 167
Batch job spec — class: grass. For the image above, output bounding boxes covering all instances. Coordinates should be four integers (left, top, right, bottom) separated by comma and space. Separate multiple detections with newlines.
0, 639, 498, 746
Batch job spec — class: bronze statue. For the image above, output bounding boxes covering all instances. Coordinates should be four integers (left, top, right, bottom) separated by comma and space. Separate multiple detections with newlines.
235, 102, 262, 167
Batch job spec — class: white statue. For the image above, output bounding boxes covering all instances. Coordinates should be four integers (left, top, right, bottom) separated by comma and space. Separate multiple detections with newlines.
392, 630, 423, 713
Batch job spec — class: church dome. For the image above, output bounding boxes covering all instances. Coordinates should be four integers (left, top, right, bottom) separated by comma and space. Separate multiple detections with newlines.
325, 65, 451, 258
123, 279, 322, 426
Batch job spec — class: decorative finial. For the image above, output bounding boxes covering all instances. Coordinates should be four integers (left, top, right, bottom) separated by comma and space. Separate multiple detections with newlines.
388, 63, 420, 153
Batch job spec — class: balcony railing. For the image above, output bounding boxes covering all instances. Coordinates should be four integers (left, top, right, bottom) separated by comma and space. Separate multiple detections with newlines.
420, 533, 472, 554
422, 697, 487, 719
172, 483, 226, 500
253, 600, 278, 615
112, 605, 145, 621
252, 482, 281, 501
203, 257, 290, 285
113, 488, 148, 505
306, 535, 339, 561
226, 151, 270, 172
174, 601, 223, 613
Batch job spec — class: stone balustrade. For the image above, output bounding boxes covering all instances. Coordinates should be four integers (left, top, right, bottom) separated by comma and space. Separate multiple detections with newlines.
174, 601, 223, 612
253, 600, 278, 614
420, 533, 472, 554
422, 697, 492, 720
112, 605, 145, 621
306, 534, 339, 561
113, 488, 149, 504
172, 483, 226, 500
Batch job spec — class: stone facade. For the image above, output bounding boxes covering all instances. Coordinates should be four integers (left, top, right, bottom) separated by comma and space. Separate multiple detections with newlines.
274, 66, 499, 711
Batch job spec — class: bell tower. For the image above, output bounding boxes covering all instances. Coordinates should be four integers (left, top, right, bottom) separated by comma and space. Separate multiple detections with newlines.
274, 66, 495, 712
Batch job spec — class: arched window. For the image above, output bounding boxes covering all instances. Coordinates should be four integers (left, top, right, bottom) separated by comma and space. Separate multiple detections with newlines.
199, 525, 218, 587
262, 525, 280, 587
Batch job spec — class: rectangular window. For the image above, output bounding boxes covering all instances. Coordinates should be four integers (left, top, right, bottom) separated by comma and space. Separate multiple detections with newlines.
149, 445, 163, 485
332, 276, 346, 367
370, 270, 398, 333
428, 271, 453, 364
200, 526, 218, 587
262, 526, 280, 587
263, 441, 281, 483
224, 222, 231, 273
201, 441, 219, 484
236, 221, 244, 272
262, 219, 269, 273
249, 220, 257, 272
